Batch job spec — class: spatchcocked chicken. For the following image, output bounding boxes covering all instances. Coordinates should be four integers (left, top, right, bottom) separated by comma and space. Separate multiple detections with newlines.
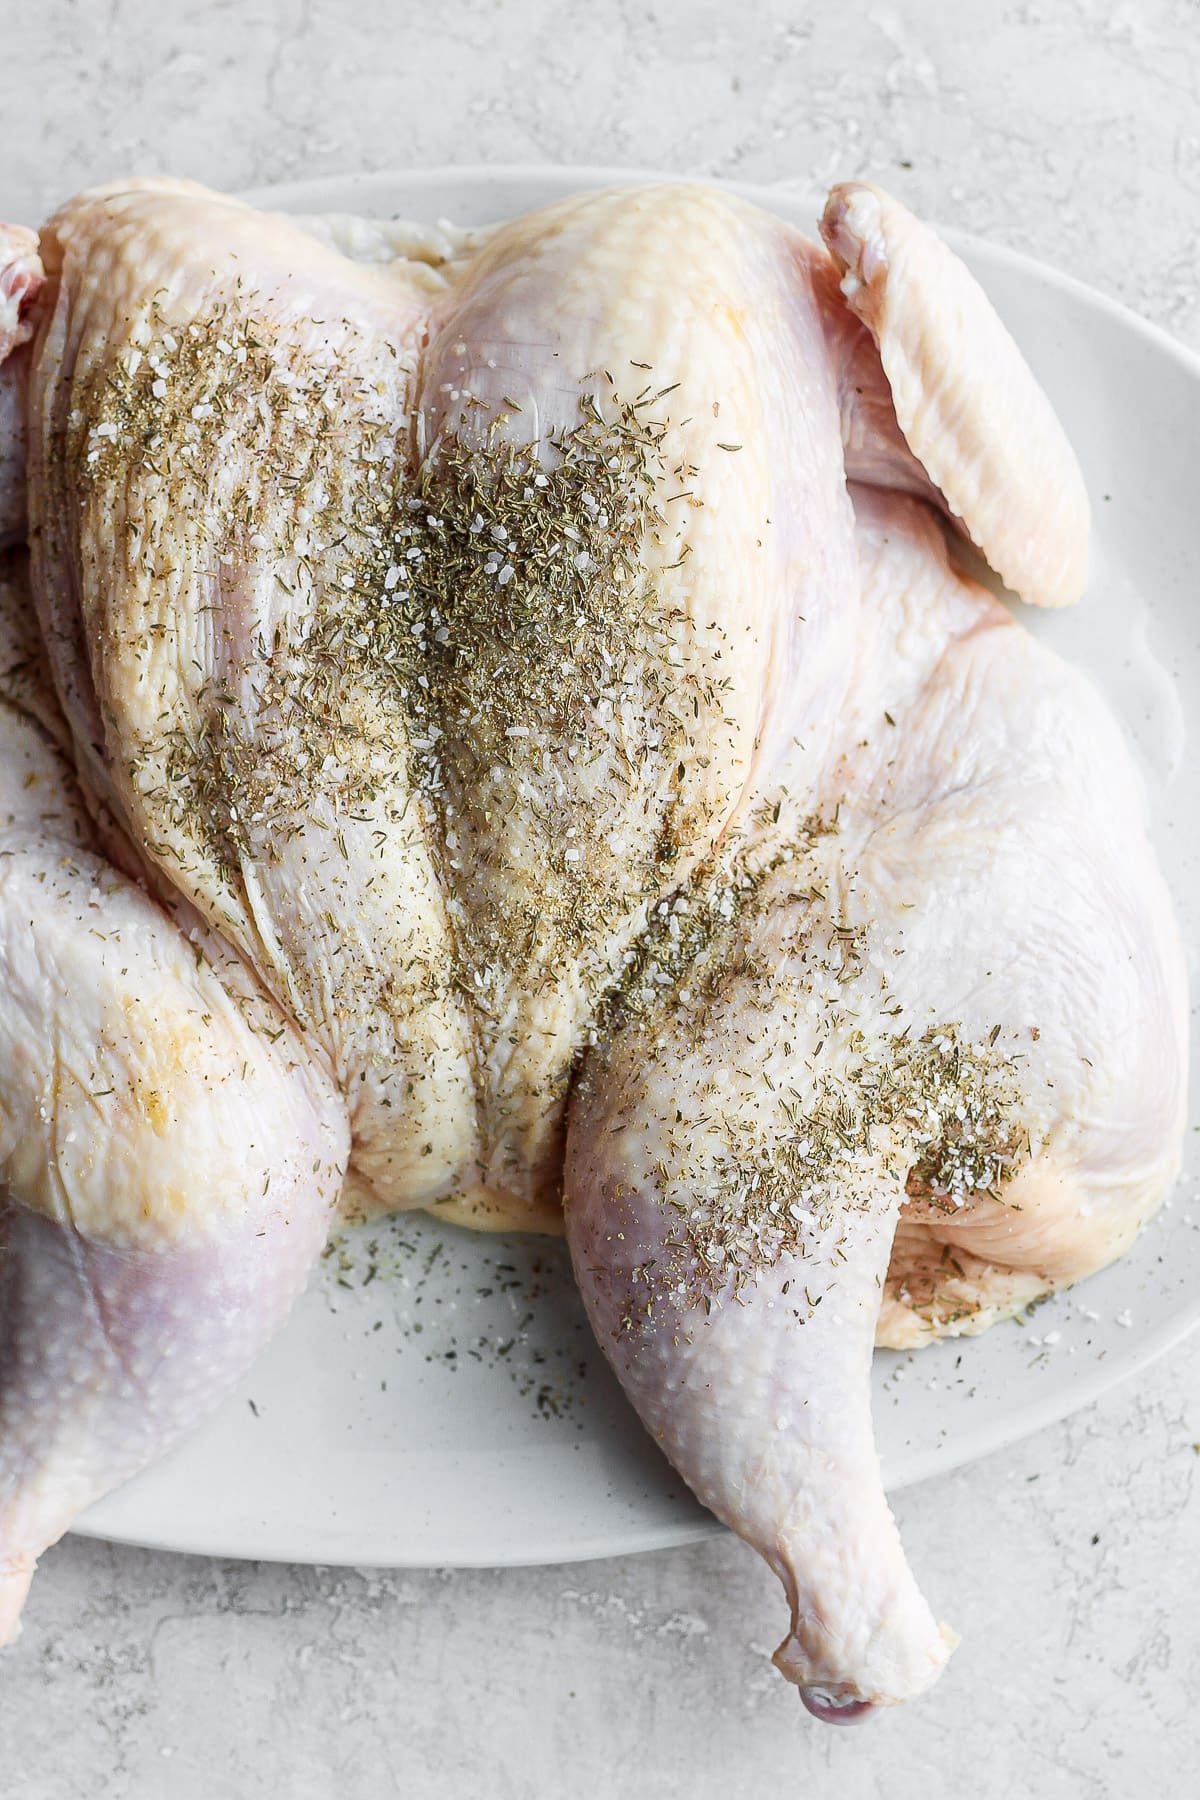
0, 177, 1186, 1717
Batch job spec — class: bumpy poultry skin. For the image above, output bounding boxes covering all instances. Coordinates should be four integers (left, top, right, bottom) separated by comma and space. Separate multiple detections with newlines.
414, 184, 862, 1208
0, 179, 1187, 1713
30, 180, 480, 1216
0, 548, 349, 1640
566, 483, 1185, 1711
843, 490, 1186, 1345
820, 182, 1090, 610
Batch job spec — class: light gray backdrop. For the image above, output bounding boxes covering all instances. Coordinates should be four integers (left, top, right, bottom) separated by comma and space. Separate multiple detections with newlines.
2, 2, 1198, 1795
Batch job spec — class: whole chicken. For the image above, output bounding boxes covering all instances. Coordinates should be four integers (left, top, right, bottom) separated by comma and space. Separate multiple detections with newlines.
0, 176, 1185, 1718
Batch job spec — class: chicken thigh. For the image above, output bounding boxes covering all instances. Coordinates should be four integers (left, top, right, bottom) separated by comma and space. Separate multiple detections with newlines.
0, 547, 348, 1637
0, 178, 1185, 1711
566, 485, 1184, 1713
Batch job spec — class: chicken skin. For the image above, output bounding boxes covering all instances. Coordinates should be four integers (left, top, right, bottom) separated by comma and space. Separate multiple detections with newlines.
0, 179, 1184, 1715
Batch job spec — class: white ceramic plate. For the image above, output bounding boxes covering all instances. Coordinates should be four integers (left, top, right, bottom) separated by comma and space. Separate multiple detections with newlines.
76, 167, 1200, 1567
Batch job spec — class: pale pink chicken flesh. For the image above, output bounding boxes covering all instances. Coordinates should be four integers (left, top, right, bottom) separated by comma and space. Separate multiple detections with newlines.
0, 179, 1185, 1715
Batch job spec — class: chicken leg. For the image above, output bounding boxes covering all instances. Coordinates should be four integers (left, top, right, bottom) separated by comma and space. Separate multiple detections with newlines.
566, 473, 1184, 1712
0, 548, 348, 1641
565, 865, 959, 1715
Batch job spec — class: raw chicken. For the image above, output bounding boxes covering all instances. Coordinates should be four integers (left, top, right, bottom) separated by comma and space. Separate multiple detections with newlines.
0, 224, 41, 546
566, 484, 1184, 1714
0, 178, 1185, 1716
29, 181, 480, 1218
0, 546, 348, 1640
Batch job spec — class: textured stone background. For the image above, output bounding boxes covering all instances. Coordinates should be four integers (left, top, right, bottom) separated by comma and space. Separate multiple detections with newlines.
3, 2, 1200, 1795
